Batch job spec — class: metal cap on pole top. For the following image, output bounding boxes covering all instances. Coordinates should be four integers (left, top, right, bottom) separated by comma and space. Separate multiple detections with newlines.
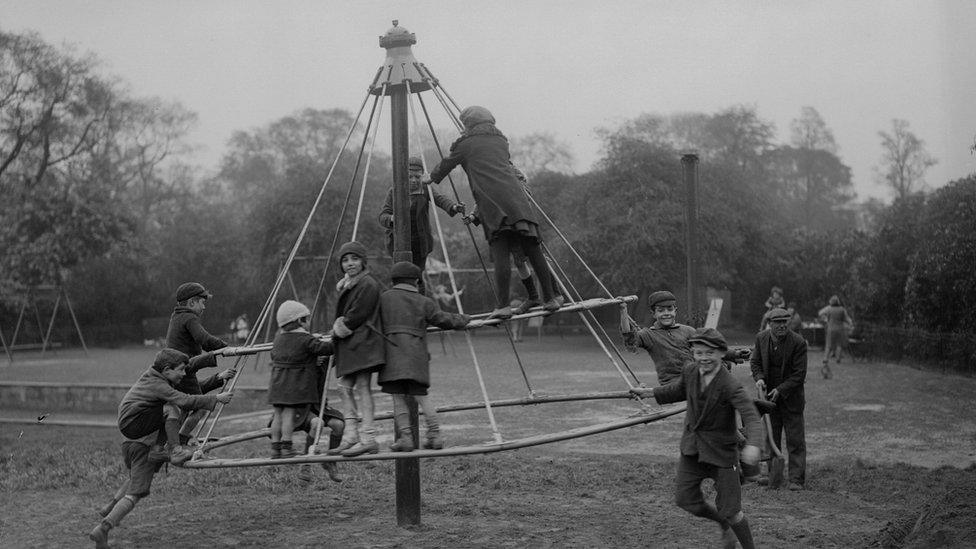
371, 21, 431, 96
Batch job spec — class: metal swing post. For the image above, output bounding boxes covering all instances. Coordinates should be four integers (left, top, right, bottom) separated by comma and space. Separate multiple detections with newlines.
375, 20, 433, 527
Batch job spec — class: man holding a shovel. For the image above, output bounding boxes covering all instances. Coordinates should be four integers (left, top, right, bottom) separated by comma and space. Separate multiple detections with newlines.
750, 307, 809, 491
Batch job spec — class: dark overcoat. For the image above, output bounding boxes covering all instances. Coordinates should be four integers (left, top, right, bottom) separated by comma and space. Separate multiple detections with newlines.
333, 272, 385, 378
377, 285, 468, 388
749, 329, 808, 414
653, 363, 764, 467
428, 130, 538, 240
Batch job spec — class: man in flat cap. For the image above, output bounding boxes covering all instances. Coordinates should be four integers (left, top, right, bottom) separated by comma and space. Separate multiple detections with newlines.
378, 155, 464, 296
750, 307, 808, 490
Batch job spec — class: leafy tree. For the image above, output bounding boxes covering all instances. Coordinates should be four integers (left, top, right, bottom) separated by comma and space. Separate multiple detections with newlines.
903, 176, 976, 333
875, 119, 937, 199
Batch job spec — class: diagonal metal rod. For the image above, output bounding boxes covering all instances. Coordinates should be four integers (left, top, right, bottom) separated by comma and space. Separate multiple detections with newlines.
310, 87, 385, 325
351, 85, 387, 240
524, 192, 615, 299
542, 241, 642, 386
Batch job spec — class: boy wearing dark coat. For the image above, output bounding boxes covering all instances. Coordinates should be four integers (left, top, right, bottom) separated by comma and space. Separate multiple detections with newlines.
379, 261, 471, 451
424, 105, 560, 319
330, 241, 386, 457
378, 155, 464, 295
164, 282, 229, 446
90, 349, 233, 549
631, 328, 762, 549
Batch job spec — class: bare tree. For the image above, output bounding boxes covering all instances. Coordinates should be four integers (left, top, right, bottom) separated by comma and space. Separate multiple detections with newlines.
875, 119, 937, 199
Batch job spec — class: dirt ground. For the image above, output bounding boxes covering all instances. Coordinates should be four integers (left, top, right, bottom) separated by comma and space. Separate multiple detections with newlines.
2, 337, 976, 548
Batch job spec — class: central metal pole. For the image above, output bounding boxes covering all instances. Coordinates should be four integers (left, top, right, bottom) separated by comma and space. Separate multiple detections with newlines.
681, 153, 704, 327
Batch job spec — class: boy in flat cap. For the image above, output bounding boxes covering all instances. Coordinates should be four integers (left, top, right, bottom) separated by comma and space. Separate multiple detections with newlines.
378, 155, 464, 296
164, 282, 229, 448
620, 290, 747, 385
90, 349, 233, 549
620, 290, 696, 385
750, 307, 808, 490
632, 328, 761, 549
378, 261, 471, 451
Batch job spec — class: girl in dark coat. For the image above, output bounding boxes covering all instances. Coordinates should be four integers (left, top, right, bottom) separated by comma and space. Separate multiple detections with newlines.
328, 241, 385, 457
425, 106, 560, 319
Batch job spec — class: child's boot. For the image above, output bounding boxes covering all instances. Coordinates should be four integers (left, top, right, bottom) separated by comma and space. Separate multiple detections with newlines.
341, 427, 379, 456
279, 440, 297, 459
390, 426, 415, 452
423, 420, 445, 450
91, 495, 135, 548
297, 464, 314, 483
513, 277, 540, 314
89, 522, 111, 549
169, 444, 193, 466
321, 460, 342, 482
147, 443, 171, 463
270, 441, 283, 459
328, 419, 359, 455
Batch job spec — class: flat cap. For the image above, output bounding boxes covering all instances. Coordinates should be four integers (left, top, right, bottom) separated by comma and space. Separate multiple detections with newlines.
648, 290, 677, 309
766, 307, 791, 322
176, 282, 211, 302
687, 327, 729, 351
391, 261, 422, 280
408, 156, 424, 170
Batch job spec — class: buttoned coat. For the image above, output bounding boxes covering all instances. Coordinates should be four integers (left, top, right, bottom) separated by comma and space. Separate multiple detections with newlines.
377, 285, 468, 388
653, 363, 763, 468
749, 329, 808, 414
333, 272, 386, 378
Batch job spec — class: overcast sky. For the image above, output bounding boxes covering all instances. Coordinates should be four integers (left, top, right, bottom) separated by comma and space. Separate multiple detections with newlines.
3, 1, 974, 201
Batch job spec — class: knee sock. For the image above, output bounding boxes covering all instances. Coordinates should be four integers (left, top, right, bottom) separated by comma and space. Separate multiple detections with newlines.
521, 239, 554, 301
99, 481, 130, 517
729, 516, 755, 549
490, 238, 513, 308
329, 432, 343, 450
164, 418, 180, 448
520, 276, 539, 302
103, 495, 137, 528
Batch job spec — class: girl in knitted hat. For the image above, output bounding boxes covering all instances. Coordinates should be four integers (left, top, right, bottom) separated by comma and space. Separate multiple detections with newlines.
328, 241, 386, 456
425, 106, 561, 319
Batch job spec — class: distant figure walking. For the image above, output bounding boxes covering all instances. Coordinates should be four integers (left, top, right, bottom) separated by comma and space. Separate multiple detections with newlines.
818, 295, 853, 378
760, 286, 786, 330
230, 314, 250, 344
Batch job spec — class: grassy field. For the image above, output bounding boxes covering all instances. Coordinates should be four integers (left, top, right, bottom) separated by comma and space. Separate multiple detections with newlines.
2, 332, 976, 547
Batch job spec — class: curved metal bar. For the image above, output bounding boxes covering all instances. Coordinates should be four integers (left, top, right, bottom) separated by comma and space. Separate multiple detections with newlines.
185, 403, 686, 468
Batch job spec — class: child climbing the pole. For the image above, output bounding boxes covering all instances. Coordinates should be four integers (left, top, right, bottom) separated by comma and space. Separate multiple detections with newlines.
329, 241, 386, 457
268, 300, 337, 460
378, 155, 465, 296
165, 282, 229, 449
630, 328, 762, 549
90, 349, 233, 549
378, 261, 471, 451
424, 106, 560, 319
